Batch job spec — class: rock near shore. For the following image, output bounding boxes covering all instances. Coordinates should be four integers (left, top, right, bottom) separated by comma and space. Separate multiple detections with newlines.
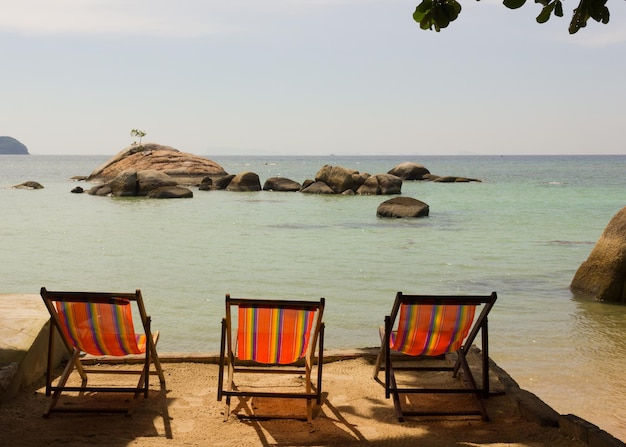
571, 206, 626, 303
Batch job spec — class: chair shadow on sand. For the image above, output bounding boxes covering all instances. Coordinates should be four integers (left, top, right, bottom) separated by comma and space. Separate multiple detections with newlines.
34, 365, 175, 443
232, 392, 368, 446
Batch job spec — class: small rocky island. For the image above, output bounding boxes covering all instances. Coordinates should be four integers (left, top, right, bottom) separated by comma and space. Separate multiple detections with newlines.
76, 143, 482, 220
0, 136, 29, 155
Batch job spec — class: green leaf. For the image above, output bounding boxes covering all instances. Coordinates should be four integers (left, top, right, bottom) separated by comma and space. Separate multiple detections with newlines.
503, 0, 527, 9
555, 1, 564, 17
537, 2, 556, 23
413, 0, 433, 22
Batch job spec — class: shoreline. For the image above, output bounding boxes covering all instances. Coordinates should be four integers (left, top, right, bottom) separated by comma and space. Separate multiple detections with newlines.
70, 348, 625, 446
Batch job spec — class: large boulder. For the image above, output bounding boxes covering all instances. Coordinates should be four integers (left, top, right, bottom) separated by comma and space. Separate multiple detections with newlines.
137, 170, 178, 195
571, 207, 626, 303
87, 143, 227, 184
88, 184, 112, 196
0, 136, 29, 155
357, 174, 402, 195
212, 175, 236, 190
226, 171, 262, 192
88, 169, 181, 197
315, 165, 368, 194
107, 170, 139, 196
388, 162, 430, 180
263, 177, 302, 192
377, 197, 429, 218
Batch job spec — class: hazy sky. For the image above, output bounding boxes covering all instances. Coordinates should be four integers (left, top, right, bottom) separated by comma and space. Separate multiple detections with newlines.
2, 0, 625, 156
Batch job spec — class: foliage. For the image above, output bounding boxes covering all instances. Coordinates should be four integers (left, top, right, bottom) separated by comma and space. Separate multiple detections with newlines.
412, 0, 611, 33
130, 129, 146, 146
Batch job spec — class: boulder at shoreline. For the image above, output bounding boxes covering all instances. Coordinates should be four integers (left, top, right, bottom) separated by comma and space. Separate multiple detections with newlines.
571, 206, 626, 303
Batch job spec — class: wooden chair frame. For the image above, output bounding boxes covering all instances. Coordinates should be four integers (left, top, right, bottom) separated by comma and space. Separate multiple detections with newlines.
218, 294, 325, 421
373, 292, 497, 422
40, 287, 165, 417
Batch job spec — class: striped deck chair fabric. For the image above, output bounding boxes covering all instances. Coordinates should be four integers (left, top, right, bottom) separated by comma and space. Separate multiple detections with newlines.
236, 305, 316, 364
391, 303, 476, 357
55, 299, 147, 356
218, 295, 325, 421
373, 292, 497, 422
40, 288, 165, 416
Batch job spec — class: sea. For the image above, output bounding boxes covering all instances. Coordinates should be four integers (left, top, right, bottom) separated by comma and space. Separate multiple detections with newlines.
2, 154, 626, 439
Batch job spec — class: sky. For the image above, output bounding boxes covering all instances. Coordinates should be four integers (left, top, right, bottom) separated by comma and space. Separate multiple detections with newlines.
1, 0, 625, 156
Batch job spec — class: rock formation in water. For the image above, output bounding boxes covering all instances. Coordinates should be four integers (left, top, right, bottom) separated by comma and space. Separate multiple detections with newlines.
388, 162, 482, 183
571, 206, 626, 303
226, 171, 262, 192
377, 197, 430, 218
87, 143, 227, 185
388, 162, 430, 180
0, 137, 29, 155
300, 165, 402, 195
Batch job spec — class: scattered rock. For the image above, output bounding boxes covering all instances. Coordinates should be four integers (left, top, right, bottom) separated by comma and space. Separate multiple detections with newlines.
301, 181, 336, 194
388, 162, 430, 180
263, 177, 302, 192
377, 197, 430, 218
147, 186, 193, 199
315, 165, 368, 194
357, 174, 402, 195
226, 171, 262, 192
212, 175, 236, 190
198, 177, 213, 191
88, 184, 112, 196
13, 181, 43, 190
433, 176, 481, 183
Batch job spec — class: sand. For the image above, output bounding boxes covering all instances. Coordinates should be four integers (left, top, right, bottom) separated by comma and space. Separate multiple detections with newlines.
0, 352, 593, 447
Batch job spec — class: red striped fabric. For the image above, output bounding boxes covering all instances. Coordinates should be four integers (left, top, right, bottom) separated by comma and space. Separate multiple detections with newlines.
55, 300, 146, 356
390, 303, 475, 356
236, 306, 315, 364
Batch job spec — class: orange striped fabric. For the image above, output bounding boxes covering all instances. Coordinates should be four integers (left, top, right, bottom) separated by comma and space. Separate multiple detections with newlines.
236, 306, 315, 364
55, 300, 146, 356
390, 303, 476, 356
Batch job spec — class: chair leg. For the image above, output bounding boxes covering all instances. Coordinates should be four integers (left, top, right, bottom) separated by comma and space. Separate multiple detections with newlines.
150, 336, 166, 385
456, 351, 489, 421
372, 327, 385, 379
44, 349, 81, 417
388, 364, 405, 422
373, 347, 384, 379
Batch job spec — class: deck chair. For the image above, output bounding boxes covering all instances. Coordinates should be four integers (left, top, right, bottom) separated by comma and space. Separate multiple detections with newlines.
218, 294, 325, 421
40, 287, 165, 417
373, 292, 497, 422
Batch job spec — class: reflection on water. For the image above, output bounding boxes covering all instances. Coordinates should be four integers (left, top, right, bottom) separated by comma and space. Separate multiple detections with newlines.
526, 297, 626, 439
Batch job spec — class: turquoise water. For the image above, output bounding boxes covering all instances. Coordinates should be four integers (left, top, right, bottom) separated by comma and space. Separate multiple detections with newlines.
2, 154, 626, 438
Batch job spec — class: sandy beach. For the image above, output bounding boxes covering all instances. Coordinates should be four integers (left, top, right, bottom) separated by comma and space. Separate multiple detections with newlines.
0, 351, 602, 447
